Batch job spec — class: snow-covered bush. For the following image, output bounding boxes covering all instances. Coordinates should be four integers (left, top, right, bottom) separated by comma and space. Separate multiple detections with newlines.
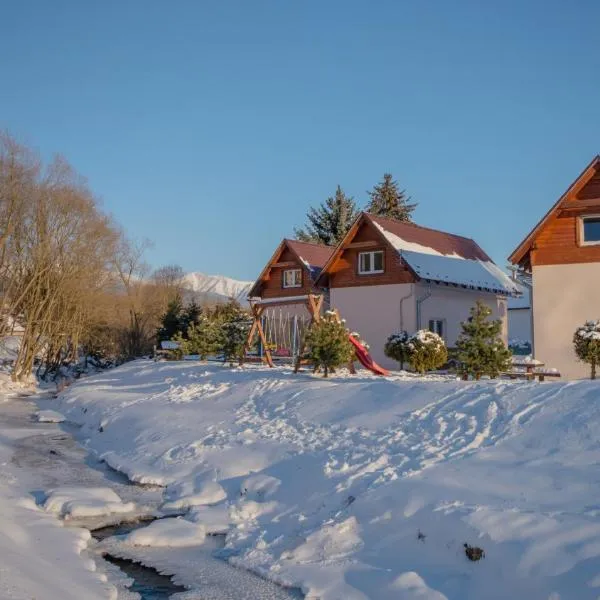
573, 320, 600, 379
305, 311, 354, 377
405, 330, 447, 374
456, 301, 511, 379
384, 331, 410, 369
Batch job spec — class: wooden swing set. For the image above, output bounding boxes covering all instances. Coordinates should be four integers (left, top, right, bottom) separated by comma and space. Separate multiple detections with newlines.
242, 293, 359, 374
242, 294, 324, 368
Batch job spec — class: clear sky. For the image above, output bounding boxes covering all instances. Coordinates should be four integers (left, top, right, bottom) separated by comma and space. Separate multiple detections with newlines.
2, 1, 600, 281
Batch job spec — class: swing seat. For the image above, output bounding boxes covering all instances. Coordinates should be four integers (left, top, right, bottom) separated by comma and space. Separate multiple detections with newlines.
273, 348, 291, 357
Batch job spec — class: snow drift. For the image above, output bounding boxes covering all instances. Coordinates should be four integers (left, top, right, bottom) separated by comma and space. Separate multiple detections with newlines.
55, 361, 600, 600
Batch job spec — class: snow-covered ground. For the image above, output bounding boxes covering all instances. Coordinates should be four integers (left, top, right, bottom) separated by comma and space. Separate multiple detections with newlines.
50, 360, 600, 600
0, 379, 302, 599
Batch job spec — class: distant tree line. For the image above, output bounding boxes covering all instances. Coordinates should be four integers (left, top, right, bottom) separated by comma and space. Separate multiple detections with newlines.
294, 173, 417, 246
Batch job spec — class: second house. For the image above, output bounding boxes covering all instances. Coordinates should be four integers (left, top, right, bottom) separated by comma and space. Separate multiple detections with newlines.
316, 213, 518, 369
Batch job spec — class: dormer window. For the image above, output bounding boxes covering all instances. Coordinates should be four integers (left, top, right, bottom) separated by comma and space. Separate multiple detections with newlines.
283, 269, 302, 288
358, 251, 384, 275
580, 216, 600, 245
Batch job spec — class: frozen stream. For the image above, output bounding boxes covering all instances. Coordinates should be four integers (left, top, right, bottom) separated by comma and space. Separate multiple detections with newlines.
6, 396, 303, 600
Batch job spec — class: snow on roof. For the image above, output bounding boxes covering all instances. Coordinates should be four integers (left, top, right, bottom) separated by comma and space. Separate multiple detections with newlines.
400, 250, 520, 295
508, 283, 530, 309
298, 256, 323, 279
373, 221, 461, 257
251, 294, 311, 304
368, 214, 491, 261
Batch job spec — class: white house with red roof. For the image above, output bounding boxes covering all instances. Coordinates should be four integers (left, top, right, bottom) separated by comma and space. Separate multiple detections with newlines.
316, 213, 519, 370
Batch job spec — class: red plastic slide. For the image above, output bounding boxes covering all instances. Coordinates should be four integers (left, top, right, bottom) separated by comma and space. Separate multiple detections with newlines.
348, 335, 390, 376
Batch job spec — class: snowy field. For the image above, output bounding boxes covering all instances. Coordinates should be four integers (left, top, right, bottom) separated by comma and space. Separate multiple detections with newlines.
48, 360, 600, 600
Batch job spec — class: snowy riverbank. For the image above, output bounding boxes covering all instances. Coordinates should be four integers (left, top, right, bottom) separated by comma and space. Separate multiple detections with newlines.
1, 390, 301, 599
52, 360, 600, 600
0, 394, 120, 600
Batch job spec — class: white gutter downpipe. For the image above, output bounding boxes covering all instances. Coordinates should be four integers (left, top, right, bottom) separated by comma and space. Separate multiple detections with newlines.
399, 284, 414, 332
416, 283, 432, 330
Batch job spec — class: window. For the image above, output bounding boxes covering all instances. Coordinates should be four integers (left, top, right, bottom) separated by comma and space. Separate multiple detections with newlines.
282, 269, 302, 288
581, 216, 600, 245
358, 250, 384, 274
429, 319, 444, 338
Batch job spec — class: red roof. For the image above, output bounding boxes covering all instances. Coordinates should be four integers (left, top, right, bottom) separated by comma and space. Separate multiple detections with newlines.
367, 214, 491, 261
284, 239, 335, 268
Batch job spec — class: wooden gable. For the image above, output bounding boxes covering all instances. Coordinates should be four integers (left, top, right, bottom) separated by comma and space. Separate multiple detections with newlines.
509, 156, 600, 269
323, 215, 416, 288
249, 240, 326, 300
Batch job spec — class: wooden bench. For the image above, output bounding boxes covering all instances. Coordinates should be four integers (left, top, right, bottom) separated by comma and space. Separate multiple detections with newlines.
503, 371, 561, 382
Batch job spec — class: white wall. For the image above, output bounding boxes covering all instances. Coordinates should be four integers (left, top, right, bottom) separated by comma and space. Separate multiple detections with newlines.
416, 284, 508, 347
532, 262, 600, 379
330, 284, 416, 370
508, 308, 532, 344
331, 283, 508, 370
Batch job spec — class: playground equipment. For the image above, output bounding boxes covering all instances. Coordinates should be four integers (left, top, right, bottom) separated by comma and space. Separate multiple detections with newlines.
243, 294, 324, 368
348, 334, 389, 376
243, 294, 389, 376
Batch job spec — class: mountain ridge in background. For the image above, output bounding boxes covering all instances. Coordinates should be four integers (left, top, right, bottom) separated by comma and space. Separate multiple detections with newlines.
183, 272, 253, 306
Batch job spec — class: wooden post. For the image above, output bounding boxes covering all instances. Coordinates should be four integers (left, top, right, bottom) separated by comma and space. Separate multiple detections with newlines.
307, 294, 323, 324
295, 294, 324, 373
243, 303, 274, 368
256, 315, 274, 368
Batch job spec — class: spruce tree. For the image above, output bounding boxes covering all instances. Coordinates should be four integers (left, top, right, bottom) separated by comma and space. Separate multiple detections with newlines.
366, 173, 416, 222
305, 311, 354, 377
157, 295, 183, 342
213, 298, 243, 321
294, 185, 358, 246
573, 320, 600, 379
180, 301, 202, 336
220, 309, 251, 366
456, 301, 511, 379
174, 315, 219, 361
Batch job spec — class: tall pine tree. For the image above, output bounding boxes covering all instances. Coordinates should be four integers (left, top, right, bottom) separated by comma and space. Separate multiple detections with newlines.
295, 185, 358, 246
180, 301, 202, 334
156, 295, 183, 342
366, 173, 416, 222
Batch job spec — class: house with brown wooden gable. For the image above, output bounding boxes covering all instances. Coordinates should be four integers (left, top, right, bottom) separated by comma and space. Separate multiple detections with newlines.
509, 155, 600, 378
248, 239, 334, 358
248, 238, 333, 301
316, 212, 519, 370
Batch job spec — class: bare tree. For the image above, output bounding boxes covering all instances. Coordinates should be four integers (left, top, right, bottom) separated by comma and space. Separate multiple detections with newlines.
5, 149, 120, 381
0, 132, 185, 380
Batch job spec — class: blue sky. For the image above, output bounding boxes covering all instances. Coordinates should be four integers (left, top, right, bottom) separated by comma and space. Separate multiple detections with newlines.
2, 1, 599, 280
